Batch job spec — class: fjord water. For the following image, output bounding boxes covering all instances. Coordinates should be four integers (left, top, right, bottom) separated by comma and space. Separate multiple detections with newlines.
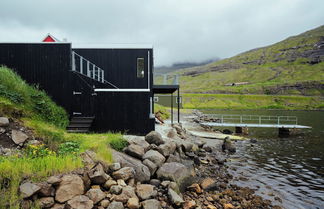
202, 109, 324, 209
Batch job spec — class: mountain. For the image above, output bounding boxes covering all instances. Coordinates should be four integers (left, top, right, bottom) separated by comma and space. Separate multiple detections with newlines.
177, 25, 324, 96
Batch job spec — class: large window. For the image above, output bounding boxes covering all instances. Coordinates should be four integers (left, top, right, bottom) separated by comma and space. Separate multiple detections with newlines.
137, 58, 145, 78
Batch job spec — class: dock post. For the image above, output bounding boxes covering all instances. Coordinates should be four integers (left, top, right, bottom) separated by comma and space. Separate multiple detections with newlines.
235, 127, 248, 135
279, 128, 290, 137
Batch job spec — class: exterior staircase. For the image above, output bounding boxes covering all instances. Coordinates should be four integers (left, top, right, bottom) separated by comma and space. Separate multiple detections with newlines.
67, 117, 95, 133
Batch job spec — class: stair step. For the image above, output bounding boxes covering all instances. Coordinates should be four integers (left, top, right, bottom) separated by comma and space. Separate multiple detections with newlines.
67, 116, 95, 133
67, 124, 92, 128
70, 119, 94, 123
67, 129, 90, 133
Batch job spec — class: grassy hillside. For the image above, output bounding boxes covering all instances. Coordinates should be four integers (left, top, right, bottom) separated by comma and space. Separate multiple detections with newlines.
0, 67, 126, 208
177, 25, 324, 96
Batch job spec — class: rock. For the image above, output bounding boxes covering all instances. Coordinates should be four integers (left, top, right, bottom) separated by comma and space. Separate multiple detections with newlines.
202, 144, 212, 152
104, 179, 117, 190
161, 180, 171, 188
37, 197, 54, 208
167, 128, 177, 138
142, 159, 157, 175
195, 140, 206, 148
136, 184, 156, 200
86, 188, 105, 204
80, 150, 97, 166
142, 150, 165, 167
19, 182, 41, 198
11, 130, 28, 145
157, 141, 177, 157
100, 199, 110, 207
127, 197, 140, 209
156, 162, 192, 188
50, 203, 65, 209
38, 182, 55, 197
145, 131, 164, 145
65, 195, 93, 209
125, 144, 145, 159
114, 186, 137, 203
0, 117, 9, 127
250, 138, 257, 143
109, 163, 121, 171
166, 154, 181, 163
55, 175, 84, 203
172, 124, 183, 135
112, 167, 135, 181
88, 163, 109, 184
200, 178, 217, 191
81, 173, 91, 191
187, 183, 202, 194
222, 129, 233, 134
222, 137, 236, 153
107, 201, 124, 209
149, 179, 161, 187
128, 137, 150, 151
113, 151, 151, 182
110, 185, 123, 195
207, 205, 217, 209
47, 176, 61, 185
117, 179, 127, 186
224, 203, 235, 209
183, 200, 196, 209
0, 127, 5, 134
141, 199, 161, 209
168, 188, 184, 206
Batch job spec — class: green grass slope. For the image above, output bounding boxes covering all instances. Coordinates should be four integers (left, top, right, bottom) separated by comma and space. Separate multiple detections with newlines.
178, 25, 324, 96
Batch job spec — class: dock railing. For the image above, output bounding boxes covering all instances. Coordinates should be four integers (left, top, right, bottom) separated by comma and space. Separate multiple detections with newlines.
206, 114, 298, 125
154, 73, 179, 85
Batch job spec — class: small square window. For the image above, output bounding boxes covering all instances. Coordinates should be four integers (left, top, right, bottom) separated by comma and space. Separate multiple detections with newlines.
137, 58, 145, 78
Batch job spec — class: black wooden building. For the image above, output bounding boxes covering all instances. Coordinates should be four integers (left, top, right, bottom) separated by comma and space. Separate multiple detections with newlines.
0, 42, 179, 135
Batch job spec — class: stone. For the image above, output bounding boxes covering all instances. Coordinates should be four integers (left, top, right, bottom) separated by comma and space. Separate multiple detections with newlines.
168, 188, 184, 206
222, 137, 236, 153
142, 150, 165, 167
167, 128, 177, 138
125, 144, 145, 159
47, 176, 61, 185
156, 162, 192, 188
141, 199, 161, 209
136, 184, 156, 200
195, 140, 206, 148
128, 137, 150, 151
50, 203, 65, 209
117, 179, 127, 186
86, 188, 105, 204
112, 167, 135, 181
187, 183, 202, 194
145, 131, 165, 145
127, 197, 140, 209
207, 205, 217, 209
104, 179, 117, 190
149, 179, 161, 187
37, 197, 54, 208
183, 200, 196, 209
80, 150, 97, 166
107, 201, 124, 209
114, 186, 137, 203
0, 127, 6, 134
161, 181, 171, 188
0, 117, 9, 127
181, 141, 193, 152
100, 199, 110, 207
250, 138, 257, 143
38, 182, 55, 197
11, 130, 28, 145
172, 124, 183, 135
55, 175, 84, 203
166, 154, 181, 163
113, 151, 151, 182
110, 185, 122, 195
157, 141, 177, 157
109, 163, 121, 171
142, 159, 157, 175
200, 178, 217, 191
202, 144, 212, 152
224, 203, 235, 209
65, 195, 93, 209
19, 182, 41, 198
88, 163, 109, 184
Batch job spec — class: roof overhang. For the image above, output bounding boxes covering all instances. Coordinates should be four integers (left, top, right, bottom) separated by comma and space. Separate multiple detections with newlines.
153, 85, 179, 94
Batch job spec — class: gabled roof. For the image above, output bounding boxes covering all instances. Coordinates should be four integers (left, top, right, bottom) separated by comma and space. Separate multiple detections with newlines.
42, 34, 60, 42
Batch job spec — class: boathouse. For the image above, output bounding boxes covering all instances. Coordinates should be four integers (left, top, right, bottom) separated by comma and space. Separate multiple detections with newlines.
0, 37, 180, 135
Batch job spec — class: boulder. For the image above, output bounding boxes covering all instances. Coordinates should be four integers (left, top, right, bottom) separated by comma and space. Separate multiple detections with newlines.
65, 195, 93, 209
156, 162, 192, 188
38, 182, 55, 197
187, 183, 202, 194
222, 137, 236, 153
88, 163, 109, 184
100, 199, 110, 207
109, 163, 121, 171
136, 184, 156, 200
167, 128, 177, 138
50, 203, 65, 209
166, 154, 181, 163
0, 117, 9, 127
55, 175, 84, 203
125, 144, 145, 159
117, 179, 127, 186
11, 130, 28, 145
203, 144, 212, 152
110, 185, 123, 195
183, 200, 196, 209
19, 182, 41, 198
157, 141, 177, 157
127, 197, 140, 209
168, 188, 184, 206
0, 127, 5, 134
112, 167, 135, 181
114, 186, 137, 203
86, 188, 105, 204
145, 131, 164, 145
142, 150, 165, 167
128, 137, 150, 151
200, 177, 217, 190
47, 176, 61, 185
142, 159, 157, 175
37, 197, 54, 208
149, 179, 161, 186
107, 201, 124, 209
181, 141, 193, 152
113, 151, 151, 182
103, 179, 117, 190
141, 199, 161, 209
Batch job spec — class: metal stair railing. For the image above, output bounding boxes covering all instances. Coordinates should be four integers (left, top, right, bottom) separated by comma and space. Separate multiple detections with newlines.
153, 73, 179, 85
72, 51, 105, 83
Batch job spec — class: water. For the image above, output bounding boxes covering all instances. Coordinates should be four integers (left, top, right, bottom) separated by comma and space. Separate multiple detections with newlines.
202, 109, 324, 209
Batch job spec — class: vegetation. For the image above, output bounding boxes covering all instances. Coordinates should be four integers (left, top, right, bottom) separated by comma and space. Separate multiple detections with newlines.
154, 103, 171, 120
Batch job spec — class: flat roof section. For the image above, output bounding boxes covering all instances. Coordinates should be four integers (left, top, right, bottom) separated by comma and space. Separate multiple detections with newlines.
153, 85, 179, 94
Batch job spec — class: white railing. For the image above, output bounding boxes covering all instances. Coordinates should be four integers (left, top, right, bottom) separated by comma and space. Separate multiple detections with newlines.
72, 51, 105, 83
206, 114, 298, 125
154, 73, 179, 85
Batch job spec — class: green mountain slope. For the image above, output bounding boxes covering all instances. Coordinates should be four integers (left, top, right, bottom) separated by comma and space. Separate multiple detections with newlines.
178, 25, 324, 96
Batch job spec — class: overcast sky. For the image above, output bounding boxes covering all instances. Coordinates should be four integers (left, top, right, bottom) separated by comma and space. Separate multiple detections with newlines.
0, 0, 323, 66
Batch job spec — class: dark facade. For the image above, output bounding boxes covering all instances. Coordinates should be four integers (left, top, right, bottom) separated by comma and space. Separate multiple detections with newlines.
0, 43, 155, 135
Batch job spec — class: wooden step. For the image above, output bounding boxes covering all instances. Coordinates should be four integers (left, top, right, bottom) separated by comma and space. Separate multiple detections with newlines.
67, 116, 95, 133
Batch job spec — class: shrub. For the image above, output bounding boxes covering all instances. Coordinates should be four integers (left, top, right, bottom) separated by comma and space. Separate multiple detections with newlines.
109, 137, 128, 151
58, 141, 80, 155
24, 144, 56, 158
